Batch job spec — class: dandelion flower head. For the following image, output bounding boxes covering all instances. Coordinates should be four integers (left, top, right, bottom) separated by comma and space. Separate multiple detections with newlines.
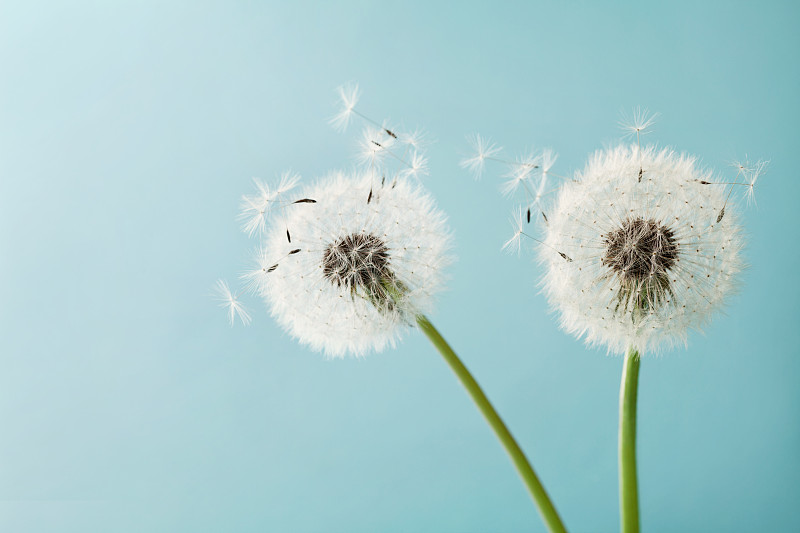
246, 172, 450, 357
541, 143, 752, 353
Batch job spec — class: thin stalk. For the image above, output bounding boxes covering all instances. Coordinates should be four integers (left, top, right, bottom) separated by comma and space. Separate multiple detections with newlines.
619, 347, 641, 533
416, 315, 568, 533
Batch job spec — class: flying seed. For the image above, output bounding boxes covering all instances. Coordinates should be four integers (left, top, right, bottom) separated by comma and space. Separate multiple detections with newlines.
286, 229, 291, 243
293, 198, 317, 204
716, 207, 725, 223
267, 264, 278, 273
367, 188, 373, 204
526, 208, 531, 223
289, 248, 301, 255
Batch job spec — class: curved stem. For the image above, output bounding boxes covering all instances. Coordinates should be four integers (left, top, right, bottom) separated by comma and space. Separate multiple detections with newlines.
416, 315, 568, 533
619, 347, 641, 533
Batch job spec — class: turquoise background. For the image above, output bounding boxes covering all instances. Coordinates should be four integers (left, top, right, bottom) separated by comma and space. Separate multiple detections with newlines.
2, 1, 798, 531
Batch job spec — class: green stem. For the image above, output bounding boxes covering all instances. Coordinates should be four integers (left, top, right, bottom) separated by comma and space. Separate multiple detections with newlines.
416, 315, 568, 533
619, 347, 641, 533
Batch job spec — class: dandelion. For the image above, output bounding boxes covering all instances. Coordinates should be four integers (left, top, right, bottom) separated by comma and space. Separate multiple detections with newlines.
473, 106, 763, 532
540, 144, 745, 354
537, 139, 758, 533
248, 171, 451, 357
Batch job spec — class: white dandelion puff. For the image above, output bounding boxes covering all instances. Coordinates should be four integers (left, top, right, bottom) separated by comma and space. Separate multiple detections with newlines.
461, 134, 502, 180
329, 82, 361, 132
540, 144, 745, 354
251, 172, 452, 357
214, 279, 252, 326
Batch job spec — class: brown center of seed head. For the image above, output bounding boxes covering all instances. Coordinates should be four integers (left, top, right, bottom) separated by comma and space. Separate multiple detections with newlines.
602, 217, 680, 315
603, 217, 678, 280
322, 233, 392, 295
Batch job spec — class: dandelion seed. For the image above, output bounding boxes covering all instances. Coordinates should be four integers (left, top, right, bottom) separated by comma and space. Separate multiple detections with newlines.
533, 148, 557, 206
276, 171, 300, 194
399, 128, 428, 150
502, 207, 527, 255
619, 107, 659, 139
214, 279, 252, 326
357, 125, 397, 167
251, 172, 452, 357
501, 152, 540, 196
400, 151, 429, 181
238, 172, 301, 237
238, 179, 273, 237
329, 82, 360, 131
541, 144, 745, 353
461, 134, 502, 180
732, 158, 768, 206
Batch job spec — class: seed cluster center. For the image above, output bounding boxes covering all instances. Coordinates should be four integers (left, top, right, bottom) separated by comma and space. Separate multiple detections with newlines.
322, 233, 391, 292
603, 217, 678, 281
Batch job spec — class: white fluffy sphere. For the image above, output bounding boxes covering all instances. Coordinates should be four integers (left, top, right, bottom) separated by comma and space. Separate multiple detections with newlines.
541, 145, 744, 354
250, 172, 452, 357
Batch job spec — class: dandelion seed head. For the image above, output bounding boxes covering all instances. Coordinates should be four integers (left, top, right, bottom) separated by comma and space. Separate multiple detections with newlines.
254, 172, 452, 357
540, 144, 744, 353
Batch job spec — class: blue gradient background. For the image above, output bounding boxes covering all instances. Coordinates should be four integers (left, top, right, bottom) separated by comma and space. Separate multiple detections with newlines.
1, 1, 798, 531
